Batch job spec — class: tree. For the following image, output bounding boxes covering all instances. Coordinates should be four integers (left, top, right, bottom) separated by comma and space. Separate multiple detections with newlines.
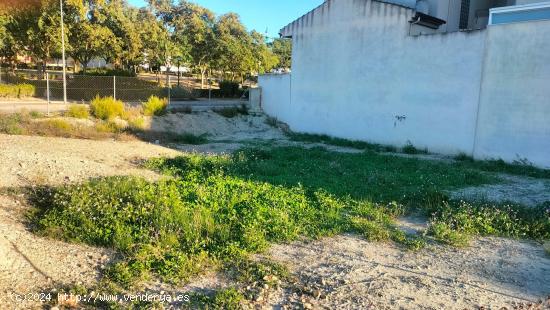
214, 13, 255, 82
63, 0, 122, 73
138, 8, 170, 82
69, 23, 118, 73
170, 1, 217, 88
250, 31, 278, 75
271, 38, 292, 69
8, 0, 64, 78
102, 1, 143, 71
0, 12, 17, 71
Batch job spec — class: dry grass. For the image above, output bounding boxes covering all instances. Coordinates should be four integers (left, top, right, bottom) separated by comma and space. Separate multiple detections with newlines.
0, 113, 134, 141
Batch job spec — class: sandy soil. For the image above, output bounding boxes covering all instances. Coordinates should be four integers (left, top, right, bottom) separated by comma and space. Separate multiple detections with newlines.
0, 113, 549, 309
0, 134, 182, 188
268, 233, 550, 309
145, 112, 286, 142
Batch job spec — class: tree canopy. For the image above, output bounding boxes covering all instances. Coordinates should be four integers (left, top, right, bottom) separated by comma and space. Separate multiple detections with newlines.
0, 0, 291, 82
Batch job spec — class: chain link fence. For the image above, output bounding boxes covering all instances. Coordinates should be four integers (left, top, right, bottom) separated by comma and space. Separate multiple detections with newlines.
0, 68, 198, 108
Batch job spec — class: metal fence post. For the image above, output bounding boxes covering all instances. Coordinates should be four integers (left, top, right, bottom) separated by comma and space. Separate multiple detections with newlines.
113, 76, 116, 100
208, 77, 212, 101
168, 75, 171, 105
46, 72, 50, 116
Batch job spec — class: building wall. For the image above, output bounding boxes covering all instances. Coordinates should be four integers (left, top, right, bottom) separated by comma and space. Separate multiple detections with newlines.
515, 0, 548, 4
281, 0, 485, 154
474, 19, 550, 167
261, 0, 550, 167
258, 73, 291, 123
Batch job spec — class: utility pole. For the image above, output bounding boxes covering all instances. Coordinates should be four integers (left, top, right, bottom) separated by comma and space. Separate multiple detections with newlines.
60, 0, 68, 104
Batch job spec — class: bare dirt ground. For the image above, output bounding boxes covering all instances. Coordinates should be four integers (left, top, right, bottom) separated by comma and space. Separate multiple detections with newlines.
268, 227, 550, 309
0, 112, 549, 309
145, 112, 286, 142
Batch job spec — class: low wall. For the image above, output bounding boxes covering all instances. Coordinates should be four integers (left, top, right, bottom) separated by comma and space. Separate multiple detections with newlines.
474, 20, 550, 168
258, 73, 291, 123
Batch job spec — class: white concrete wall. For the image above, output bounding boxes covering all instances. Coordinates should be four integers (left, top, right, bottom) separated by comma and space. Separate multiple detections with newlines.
474, 20, 550, 168
261, 0, 550, 167
272, 0, 486, 154
515, 0, 549, 4
258, 73, 291, 123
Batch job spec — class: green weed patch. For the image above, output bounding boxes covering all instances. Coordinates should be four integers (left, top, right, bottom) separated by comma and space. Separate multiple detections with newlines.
29, 146, 550, 305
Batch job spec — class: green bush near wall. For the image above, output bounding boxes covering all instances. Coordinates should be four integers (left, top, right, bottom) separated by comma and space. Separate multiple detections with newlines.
219, 81, 240, 98
0, 83, 36, 98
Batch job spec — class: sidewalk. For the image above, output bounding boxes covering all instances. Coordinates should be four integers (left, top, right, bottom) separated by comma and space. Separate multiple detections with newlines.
0, 99, 71, 114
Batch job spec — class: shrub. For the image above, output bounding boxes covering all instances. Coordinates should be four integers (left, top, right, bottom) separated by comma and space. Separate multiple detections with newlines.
219, 80, 240, 98
66, 104, 90, 119
214, 105, 248, 118
128, 117, 146, 130
122, 106, 143, 121
95, 121, 122, 133
170, 86, 195, 100
78, 68, 136, 77
90, 96, 125, 120
402, 141, 427, 155
455, 152, 474, 162
17, 84, 35, 97
143, 96, 168, 116
0, 83, 35, 98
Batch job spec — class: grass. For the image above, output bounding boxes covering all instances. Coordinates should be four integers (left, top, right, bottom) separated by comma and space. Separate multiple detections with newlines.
289, 132, 550, 179
30, 146, 550, 298
287, 132, 398, 152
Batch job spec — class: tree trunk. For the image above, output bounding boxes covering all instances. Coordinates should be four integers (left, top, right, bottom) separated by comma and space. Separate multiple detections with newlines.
177, 62, 181, 87
37, 61, 45, 80
165, 65, 170, 87
200, 67, 206, 89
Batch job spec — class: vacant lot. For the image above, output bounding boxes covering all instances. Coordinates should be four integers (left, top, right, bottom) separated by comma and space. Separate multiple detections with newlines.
0, 110, 549, 309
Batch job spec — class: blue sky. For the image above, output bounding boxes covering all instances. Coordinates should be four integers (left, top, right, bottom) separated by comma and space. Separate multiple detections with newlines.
128, 0, 324, 39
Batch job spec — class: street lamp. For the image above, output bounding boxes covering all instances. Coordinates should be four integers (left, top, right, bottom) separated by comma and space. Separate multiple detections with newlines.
59, 0, 67, 104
